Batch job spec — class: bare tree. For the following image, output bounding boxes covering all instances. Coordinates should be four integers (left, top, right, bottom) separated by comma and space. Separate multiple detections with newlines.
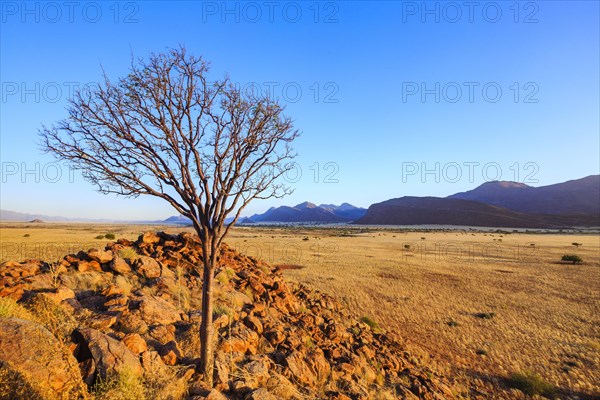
39, 47, 299, 385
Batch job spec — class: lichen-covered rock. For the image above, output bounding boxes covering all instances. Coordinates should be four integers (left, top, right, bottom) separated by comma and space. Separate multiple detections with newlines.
138, 295, 182, 325
135, 256, 162, 278
72, 327, 142, 380
122, 333, 147, 354
0, 317, 85, 399
110, 255, 132, 275
87, 249, 113, 264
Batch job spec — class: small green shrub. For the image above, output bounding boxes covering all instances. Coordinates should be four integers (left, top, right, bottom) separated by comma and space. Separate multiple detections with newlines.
105, 233, 116, 240
360, 316, 380, 329
475, 312, 495, 319
508, 371, 554, 397
561, 255, 582, 264
447, 320, 459, 327
303, 336, 315, 348
475, 349, 488, 356
23, 234, 30, 238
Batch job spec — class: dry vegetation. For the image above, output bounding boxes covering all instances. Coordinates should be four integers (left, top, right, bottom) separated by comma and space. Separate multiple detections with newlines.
1, 222, 598, 398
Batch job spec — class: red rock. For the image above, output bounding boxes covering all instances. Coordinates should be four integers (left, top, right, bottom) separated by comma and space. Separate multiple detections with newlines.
122, 333, 147, 354
158, 340, 182, 365
72, 327, 142, 379
244, 315, 263, 334
285, 351, 316, 386
0, 318, 84, 398
110, 255, 132, 275
139, 295, 182, 325
135, 256, 162, 278
141, 232, 161, 244
88, 249, 114, 264
77, 260, 102, 272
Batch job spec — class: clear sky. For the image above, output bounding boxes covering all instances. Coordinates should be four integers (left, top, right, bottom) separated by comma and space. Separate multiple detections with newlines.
1, 1, 599, 220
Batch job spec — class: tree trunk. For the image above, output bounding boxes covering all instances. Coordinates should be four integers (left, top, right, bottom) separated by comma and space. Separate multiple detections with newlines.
199, 258, 215, 386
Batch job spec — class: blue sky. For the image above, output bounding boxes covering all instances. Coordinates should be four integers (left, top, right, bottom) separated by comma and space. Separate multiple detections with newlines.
1, 1, 599, 220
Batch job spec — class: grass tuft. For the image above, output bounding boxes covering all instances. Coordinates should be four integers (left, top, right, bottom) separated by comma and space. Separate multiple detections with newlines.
92, 368, 145, 400
0, 297, 35, 320
508, 370, 554, 397
360, 316, 380, 330
118, 247, 140, 261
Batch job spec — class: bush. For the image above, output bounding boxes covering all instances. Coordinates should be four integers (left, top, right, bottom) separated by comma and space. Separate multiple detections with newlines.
105, 233, 116, 240
508, 371, 554, 397
23, 234, 30, 238
95, 235, 106, 239
360, 316, 380, 330
561, 255, 582, 264
571, 242, 582, 247
474, 312, 495, 319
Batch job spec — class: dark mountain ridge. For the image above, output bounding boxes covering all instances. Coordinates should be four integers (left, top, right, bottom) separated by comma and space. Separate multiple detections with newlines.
355, 175, 600, 228
449, 175, 600, 215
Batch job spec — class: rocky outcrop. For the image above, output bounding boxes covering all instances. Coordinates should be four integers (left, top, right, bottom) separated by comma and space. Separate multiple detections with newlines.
0, 231, 457, 399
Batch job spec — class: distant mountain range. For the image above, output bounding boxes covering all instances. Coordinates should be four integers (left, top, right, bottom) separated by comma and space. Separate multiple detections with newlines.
0, 210, 115, 223
3, 175, 598, 228
356, 175, 600, 228
244, 202, 367, 223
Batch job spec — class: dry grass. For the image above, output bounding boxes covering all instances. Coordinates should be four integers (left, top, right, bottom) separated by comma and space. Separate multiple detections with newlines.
91, 368, 146, 400
0, 297, 35, 320
226, 227, 600, 397
1, 222, 599, 397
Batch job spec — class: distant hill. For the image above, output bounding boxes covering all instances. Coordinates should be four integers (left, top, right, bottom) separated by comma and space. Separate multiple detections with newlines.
163, 215, 237, 225
319, 203, 368, 221
2, 209, 157, 224
354, 197, 553, 228
355, 176, 600, 228
1, 210, 72, 222
449, 175, 600, 215
246, 202, 366, 223
163, 215, 191, 224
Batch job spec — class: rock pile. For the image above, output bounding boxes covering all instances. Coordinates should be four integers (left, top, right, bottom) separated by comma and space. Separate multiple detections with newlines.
0, 231, 455, 399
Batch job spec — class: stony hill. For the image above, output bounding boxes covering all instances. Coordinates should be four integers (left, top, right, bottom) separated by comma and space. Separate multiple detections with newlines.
0, 232, 454, 400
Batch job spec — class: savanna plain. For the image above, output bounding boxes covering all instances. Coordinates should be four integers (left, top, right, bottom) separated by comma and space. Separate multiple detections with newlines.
1, 222, 598, 398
